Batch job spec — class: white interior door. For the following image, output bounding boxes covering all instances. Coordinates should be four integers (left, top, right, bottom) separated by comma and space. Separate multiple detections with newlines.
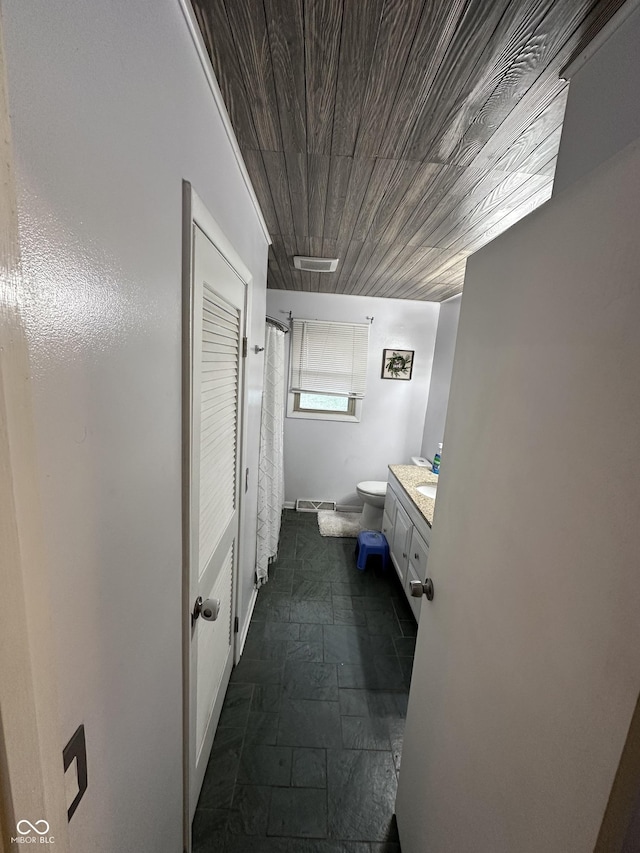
185, 191, 249, 827
396, 141, 640, 851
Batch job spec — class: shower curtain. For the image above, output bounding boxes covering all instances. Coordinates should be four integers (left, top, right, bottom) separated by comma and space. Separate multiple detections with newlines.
256, 323, 286, 586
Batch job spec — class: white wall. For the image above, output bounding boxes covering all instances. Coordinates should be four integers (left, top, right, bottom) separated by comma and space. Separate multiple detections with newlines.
420, 294, 462, 463
554, 3, 640, 194
2, 2, 268, 851
267, 291, 439, 507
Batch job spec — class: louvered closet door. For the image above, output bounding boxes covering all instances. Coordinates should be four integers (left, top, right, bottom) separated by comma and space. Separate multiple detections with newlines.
189, 223, 245, 815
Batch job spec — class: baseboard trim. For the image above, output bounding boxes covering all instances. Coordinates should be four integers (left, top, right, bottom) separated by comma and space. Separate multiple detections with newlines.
284, 501, 363, 514
236, 586, 258, 662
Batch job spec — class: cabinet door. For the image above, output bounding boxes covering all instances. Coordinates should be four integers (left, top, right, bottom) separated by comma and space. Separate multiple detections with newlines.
383, 486, 398, 522
390, 504, 412, 585
408, 527, 429, 580
381, 510, 394, 546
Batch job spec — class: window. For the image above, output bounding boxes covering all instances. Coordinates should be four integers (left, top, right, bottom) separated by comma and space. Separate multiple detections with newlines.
287, 319, 369, 422
293, 392, 356, 416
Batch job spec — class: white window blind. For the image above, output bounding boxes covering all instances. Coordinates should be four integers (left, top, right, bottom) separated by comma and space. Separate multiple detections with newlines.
290, 318, 370, 399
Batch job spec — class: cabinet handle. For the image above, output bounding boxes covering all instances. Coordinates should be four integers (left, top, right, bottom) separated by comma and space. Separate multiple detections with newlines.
414, 553, 419, 560
402, 552, 407, 559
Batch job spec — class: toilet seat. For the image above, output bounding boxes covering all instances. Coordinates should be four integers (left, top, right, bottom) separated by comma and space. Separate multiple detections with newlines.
357, 480, 387, 498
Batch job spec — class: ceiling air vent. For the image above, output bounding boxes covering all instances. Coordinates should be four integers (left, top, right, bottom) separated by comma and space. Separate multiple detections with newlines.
293, 256, 339, 273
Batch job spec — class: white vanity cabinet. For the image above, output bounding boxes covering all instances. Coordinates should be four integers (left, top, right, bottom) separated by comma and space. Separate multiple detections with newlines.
384, 469, 432, 623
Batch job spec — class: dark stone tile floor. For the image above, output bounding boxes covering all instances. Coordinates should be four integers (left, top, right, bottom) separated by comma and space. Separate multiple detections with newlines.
194, 510, 416, 853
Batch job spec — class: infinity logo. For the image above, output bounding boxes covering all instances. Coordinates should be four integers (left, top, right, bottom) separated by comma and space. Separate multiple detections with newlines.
16, 820, 50, 836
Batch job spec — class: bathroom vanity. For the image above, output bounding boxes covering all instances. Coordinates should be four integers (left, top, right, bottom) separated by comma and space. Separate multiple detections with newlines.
382, 465, 438, 623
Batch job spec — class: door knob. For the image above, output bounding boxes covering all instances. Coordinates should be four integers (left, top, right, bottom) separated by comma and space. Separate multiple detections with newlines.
410, 578, 434, 601
192, 596, 221, 625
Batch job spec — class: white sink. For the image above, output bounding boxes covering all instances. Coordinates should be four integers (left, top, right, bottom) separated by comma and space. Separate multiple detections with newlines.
416, 484, 437, 500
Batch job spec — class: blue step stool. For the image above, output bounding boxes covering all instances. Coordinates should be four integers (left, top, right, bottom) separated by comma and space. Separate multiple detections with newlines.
355, 530, 390, 572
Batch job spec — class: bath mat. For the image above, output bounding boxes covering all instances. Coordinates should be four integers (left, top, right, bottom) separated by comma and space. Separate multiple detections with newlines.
317, 510, 364, 538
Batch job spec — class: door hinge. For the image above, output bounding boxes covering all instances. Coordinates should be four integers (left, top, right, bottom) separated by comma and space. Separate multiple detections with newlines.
242, 336, 248, 358
234, 616, 239, 634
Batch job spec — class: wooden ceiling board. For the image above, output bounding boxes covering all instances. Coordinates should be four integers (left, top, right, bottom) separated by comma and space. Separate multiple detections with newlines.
422, 0, 616, 169
353, 238, 436, 297
322, 155, 353, 241
334, 239, 366, 291
267, 249, 283, 288
341, 240, 382, 294
495, 123, 564, 178
270, 239, 296, 291
367, 159, 425, 244
449, 179, 554, 258
374, 162, 454, 246
284, 150, 308, 242
491, 92, 567, 174
352, 158, 402, 242
450, 0, 627, 170
349, 241, 411, 297
427, 172, 545, 250
356, 214, 459, 297
422, 0, 562, 164
262, 149, 295, 236
331, 0, 385, 157
384, 253, 469, 301
465, 73, 568, 171
223, 0, 282, 150
307, 153, 331, 237
242, 149, 280, 236
538, 155, 558, 178
352, 0, 426, 158
304, 0, 344, 154
320, 237, 340, 293
332, 156, 377, 245
401, 168, 505, 248
375, 0, 470, 160
192, 0, 623, 301
367, 246, 453, 299
263, 0, 306, 152
393, 0, 516, 161
308, 235, 324, 291
440, 174, 553, 254
391, 163, 470, 246
192, 0, 258, 149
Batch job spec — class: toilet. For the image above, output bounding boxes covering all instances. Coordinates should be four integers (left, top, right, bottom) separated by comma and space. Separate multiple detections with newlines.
356, 480, 387, 530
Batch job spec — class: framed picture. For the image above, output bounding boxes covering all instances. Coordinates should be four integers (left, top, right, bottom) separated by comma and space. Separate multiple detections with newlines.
381, 348, 414, 380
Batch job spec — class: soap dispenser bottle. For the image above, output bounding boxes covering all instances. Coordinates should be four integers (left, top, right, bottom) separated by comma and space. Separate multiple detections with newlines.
432, 443, 442, 474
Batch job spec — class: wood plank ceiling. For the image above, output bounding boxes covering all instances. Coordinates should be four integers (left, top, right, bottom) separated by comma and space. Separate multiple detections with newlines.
192, 0, 623, 301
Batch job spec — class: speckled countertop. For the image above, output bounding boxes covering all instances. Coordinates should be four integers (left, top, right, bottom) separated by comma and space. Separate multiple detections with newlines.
389, 464, 439, 527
